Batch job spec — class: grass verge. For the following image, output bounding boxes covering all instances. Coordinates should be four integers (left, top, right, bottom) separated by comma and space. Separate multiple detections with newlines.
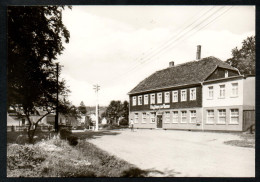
224, 132, 255, 148
7, 138, 153, 177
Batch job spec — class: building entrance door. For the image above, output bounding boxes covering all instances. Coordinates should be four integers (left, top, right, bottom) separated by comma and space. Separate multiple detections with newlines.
157, 115, 162, 128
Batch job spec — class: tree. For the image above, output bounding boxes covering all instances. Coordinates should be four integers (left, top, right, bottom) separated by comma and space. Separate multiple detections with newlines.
78, 101, 87, 115
226, 36, 255, 75
104, 100, 129, 125
120, 101, 129, 121
7, 6, 71, 143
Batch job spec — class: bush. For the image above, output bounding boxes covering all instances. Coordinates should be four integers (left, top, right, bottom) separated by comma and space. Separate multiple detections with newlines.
59, 128, 72, 140
119, 118, 128, 126
76, 125, 85, 130
101, 124, 110, 128
67, 135, 78, 146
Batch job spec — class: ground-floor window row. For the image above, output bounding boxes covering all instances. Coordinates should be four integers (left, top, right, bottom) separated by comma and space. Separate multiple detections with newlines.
206, 108, 239, 125
133, 110, 198, 124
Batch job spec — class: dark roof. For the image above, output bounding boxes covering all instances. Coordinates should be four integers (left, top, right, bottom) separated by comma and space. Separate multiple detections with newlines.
128, 56, 238, 94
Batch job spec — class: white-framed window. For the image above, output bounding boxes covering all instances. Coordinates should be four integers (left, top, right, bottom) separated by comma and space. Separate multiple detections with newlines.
138, 95, 142, 105
190, 88, 196, 101
157, 92, 162, 104
132, 96, 136, 106
164, 111, 170, 123
172, 111, 178, 123
142, 113, 147, 123
150, 94, 155, 104
219, 85, 225, 98
230, 109, 239, 124
208, 86, 214, 99
225, 70, 228, 78
181, 90, 187, 102
207, 110, 214, 124
190, 110, 196, 123
172, 91, 178, 102
150, 112, 156, 123
144, 94, 149, 105
231, 83, 238, 97
218, 109, 226, 124
181, 111, 187, 123
164, 92, 170, 103
134, 113, 139, 123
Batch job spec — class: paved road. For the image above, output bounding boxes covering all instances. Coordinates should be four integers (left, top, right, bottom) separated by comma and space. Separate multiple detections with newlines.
88, 129, 255, 177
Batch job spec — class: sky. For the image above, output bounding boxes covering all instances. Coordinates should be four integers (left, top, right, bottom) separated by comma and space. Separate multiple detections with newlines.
56, 5, 255, 107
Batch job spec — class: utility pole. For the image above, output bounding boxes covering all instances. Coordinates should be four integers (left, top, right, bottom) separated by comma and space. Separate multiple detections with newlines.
93, 84, 100, 131
55, 63, 59, 133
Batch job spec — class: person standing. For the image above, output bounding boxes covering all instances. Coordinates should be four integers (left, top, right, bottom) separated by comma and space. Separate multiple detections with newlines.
130, 119, 134, 132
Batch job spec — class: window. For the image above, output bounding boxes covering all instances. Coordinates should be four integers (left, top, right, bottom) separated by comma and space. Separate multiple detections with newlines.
150, 112, 156, 123
207, 110, 214, 124
218, 109, 226, 124
190, 88, 196, 101
190, 110, 196, 123
230, 109, 239, 124
164, 112, 170, 123
164, 92, 170, 103
150, 94, 155, 104
181, 111, 187, 123
219, 85, 225, 98
142, 113, 147, 123
231, 83, 238, 97
138, 96, 142, 105
172, 91, 178, 102
144, 94, 148, 105
22, 118, 25, 125
225, 70, 228, 78
134, 113, 139, 123
132, 96, 136, 106
181, 90, 187, 101
172, 111, 178, 123
208, 86, 213, 99
157, 92, 162, 104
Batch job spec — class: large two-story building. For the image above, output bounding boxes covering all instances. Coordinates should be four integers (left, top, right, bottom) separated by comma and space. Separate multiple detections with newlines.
128, 55, 255, 131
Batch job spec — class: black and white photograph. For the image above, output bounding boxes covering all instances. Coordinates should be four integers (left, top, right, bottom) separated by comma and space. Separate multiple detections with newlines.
5, 5, 255, 178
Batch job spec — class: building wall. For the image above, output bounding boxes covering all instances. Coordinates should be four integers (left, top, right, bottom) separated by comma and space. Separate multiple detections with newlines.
203, 78, 244, 107
243, 77, 255, 107
130, 85, 202, 112
129, 107, 202, 130
203, 105, 243, 131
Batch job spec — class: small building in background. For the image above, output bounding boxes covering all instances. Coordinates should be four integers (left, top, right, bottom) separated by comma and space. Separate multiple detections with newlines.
101, 117, 108, 125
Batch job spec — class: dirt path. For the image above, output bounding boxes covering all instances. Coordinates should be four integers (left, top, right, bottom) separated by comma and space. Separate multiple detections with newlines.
88, 129, 254, 177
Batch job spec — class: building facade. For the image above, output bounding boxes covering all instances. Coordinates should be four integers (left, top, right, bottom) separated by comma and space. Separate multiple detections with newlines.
128, 56, 255, 131
202, 75, 255, 131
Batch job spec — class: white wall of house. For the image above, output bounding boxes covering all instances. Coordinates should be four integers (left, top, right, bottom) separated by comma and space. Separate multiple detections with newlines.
101, 118, 107, 124
203, 78, 244, 107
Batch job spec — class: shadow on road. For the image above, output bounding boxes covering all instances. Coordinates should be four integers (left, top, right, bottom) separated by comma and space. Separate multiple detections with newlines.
73, 130, 121, 140
121, 167, 181, 177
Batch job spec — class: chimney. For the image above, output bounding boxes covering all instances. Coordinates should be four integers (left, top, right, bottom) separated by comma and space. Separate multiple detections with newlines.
169, 61, 174, 67
196, 45, 201, 60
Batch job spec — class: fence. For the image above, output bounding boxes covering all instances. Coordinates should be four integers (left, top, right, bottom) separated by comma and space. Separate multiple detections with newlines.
243, 110, 255, 131
7, 125, 54, 132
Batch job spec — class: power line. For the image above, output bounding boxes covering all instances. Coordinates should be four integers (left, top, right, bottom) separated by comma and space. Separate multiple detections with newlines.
111, 6, 217, 77
125, 6, 234, 77
131, 6, 214, 64
100, 6, 221, 86
100, 6, 231, 86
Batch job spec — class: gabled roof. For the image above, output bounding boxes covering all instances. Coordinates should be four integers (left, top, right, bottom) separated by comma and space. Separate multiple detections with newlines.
128, 56, 238, 94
